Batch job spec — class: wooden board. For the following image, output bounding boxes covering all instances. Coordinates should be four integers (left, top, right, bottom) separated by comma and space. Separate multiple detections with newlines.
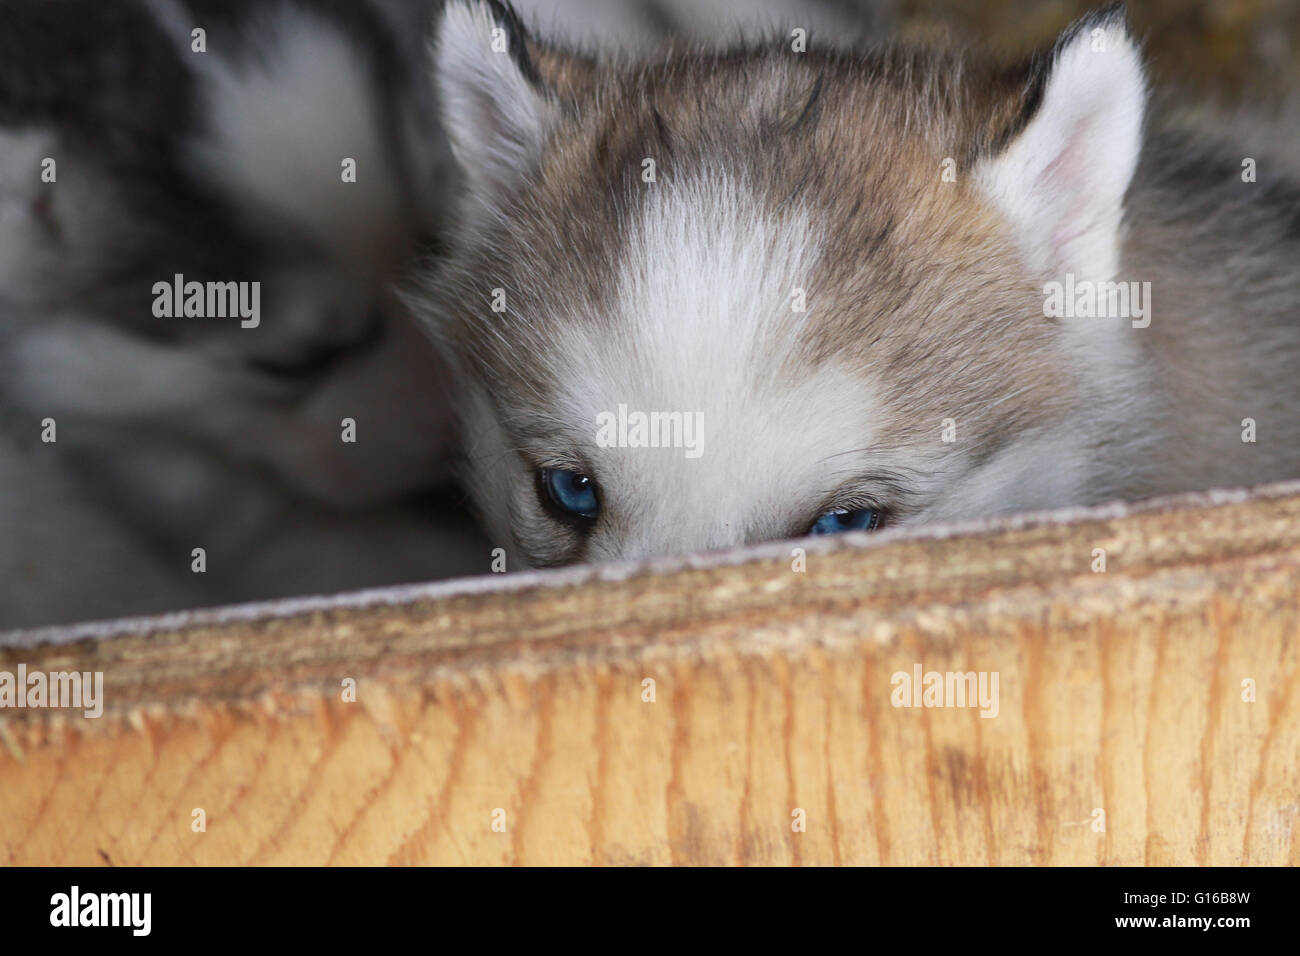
3, 483, 1300, 865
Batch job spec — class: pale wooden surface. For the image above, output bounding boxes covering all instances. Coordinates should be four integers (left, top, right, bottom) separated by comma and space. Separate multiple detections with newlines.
2, 485, 1299, 865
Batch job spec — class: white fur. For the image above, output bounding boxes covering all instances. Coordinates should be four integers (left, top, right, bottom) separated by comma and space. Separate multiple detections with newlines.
434, 1, 554, 211
976, 18, 1147, 281
974, 15, 1150, 425
544, 174, 892, 559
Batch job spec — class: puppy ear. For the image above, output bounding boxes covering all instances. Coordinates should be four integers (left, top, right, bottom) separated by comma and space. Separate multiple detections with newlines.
432, 0, 557, 211
976, 4, 1147, 281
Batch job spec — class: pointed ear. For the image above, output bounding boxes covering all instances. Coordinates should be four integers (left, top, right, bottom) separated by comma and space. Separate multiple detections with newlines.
432, 0, 556, 209
975, 5, 1147, 281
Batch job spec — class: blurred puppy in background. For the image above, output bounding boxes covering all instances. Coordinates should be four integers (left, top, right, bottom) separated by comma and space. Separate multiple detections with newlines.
0, 0, 480, 628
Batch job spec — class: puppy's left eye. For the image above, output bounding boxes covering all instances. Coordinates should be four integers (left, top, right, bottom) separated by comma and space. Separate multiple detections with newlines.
810, 508, 882, 535
539, 467, 600, 520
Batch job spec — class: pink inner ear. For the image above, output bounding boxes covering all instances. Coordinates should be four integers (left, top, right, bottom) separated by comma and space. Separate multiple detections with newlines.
1041, 118, 1103, 263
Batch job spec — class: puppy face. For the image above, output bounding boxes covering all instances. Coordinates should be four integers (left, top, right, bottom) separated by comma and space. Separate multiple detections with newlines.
419, 1, 1148, 566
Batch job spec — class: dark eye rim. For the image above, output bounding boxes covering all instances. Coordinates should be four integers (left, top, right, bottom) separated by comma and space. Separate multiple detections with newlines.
535, 467, 601, 526
245, 312, 387, 381
247, 350, 345, 382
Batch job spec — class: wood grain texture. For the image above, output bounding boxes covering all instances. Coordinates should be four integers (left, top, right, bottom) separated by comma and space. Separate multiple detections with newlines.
3, 484, 1300, 866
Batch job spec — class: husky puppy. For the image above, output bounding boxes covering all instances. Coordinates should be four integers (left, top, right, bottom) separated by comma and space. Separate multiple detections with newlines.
416, 0, 1300, 567
0, 0, 485, 627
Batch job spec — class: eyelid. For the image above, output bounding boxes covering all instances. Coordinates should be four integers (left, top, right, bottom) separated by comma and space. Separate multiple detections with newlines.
812, 492, 886, 522
496, 408, 594, 475
532, 455, 594, 476
804, 483, 898, 536
513, 442, 592, 475
814, 470, 917, 520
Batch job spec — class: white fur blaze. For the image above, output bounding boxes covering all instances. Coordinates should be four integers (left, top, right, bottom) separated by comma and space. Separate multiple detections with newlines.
976, 10, 1147, 281
550, 175, 886, 560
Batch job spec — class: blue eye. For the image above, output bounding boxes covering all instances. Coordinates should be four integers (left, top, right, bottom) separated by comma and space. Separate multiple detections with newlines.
810, 508, 882, 535
540, 468, 599, 519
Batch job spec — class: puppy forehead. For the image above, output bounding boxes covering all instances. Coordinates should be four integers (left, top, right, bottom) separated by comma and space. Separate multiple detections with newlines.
515, 172, 804, 403
475, 66, 1067, 448
608, 171, 822, 385
520, 174, 885, 503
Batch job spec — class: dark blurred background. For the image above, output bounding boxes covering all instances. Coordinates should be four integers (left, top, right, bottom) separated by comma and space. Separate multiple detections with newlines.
892, 0, 1300, 100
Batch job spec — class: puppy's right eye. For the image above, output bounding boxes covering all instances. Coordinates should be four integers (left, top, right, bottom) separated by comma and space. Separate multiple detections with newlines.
538, 468, 599, 520
247, 347, 346, 382
809, 507, 883, 535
